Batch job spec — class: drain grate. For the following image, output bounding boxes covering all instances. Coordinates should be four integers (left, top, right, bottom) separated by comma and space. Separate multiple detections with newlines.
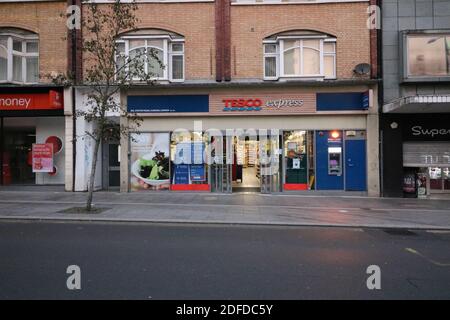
383, 228, 417, 236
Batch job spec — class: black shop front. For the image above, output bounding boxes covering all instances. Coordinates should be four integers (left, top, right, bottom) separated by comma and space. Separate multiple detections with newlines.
381, 113, 450, 198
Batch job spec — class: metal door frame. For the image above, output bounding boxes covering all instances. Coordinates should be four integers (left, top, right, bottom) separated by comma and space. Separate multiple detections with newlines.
209, 133, 232, 193
260, 132, 281, 194
102, 139, 120, 190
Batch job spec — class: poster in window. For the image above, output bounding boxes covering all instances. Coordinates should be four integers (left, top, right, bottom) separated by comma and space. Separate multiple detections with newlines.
130, 133, 170, 191
190, 164, 206, 182
32, 143, 53, 173
174, 142, 191, 164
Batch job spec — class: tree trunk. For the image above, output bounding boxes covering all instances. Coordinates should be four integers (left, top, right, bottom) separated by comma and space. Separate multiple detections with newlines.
86, 136, 102, 211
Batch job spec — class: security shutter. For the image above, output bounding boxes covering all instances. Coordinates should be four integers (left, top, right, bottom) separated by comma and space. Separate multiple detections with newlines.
403, 142, 450, 167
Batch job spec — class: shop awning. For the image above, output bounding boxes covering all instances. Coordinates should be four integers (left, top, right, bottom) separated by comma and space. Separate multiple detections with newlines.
383, 95, 450, 113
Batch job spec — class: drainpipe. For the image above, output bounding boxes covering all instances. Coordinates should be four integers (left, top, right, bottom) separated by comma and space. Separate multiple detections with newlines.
215, 0, 224, 81
68, 0, 82, 191
0, 117, 3, 186
215, 0, 232, 82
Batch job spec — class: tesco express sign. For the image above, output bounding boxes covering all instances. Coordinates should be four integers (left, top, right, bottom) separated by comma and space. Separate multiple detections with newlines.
223, 98, 304, 111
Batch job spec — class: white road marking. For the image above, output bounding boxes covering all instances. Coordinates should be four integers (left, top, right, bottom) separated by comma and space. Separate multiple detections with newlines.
405, 248, 450, 267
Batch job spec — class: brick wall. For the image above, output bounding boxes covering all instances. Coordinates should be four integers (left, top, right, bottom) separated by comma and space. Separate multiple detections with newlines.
0, 1, 68, 83
82, 3, 216, 82
230, 2, 371, 80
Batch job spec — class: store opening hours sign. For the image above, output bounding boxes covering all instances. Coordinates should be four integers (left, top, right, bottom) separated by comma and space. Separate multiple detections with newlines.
32, 144, 54, 173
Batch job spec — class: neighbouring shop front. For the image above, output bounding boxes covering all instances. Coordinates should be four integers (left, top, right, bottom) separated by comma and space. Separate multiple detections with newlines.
122, 87, 379, 195
0, 87, 65, 186
382, 113, 450, 198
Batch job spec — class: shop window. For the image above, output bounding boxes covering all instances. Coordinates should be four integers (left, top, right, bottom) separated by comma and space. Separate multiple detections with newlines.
116, 31, 184, 82
0, 29, 39, 84
284, 131, 308, 189
402, 32, 450, 81
129, 132, 171, 191
263, 31, 336, 80
283, 130, 315, 190
170, 131, 209, 191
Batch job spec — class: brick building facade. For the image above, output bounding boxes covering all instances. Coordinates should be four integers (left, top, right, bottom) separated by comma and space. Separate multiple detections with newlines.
1, 0, 381, 197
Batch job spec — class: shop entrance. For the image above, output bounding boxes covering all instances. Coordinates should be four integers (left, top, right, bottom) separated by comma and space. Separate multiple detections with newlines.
102, 140, 120, 190
209, 132, 280, 194
1, 117, 65, 187
2, 127, 35, 185
232, 136, 260, 193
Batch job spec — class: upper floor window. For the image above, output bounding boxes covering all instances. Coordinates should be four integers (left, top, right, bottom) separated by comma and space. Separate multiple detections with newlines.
405, 33, 450, 80
116, 29, 184, 82
263, 31, 336, 80
0, 28, 39, 84
263, 32, 336, 80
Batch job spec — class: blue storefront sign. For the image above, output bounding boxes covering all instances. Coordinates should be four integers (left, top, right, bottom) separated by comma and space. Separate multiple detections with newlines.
316, 92, 370, 111
128, 95, 209, 113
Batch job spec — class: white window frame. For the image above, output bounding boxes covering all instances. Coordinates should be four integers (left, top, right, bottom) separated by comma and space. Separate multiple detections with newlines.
262, 41, 279, 81
263, 36, 336, 81
116, 35, 184, 82
0, 33, 39, 84
169, 40, 185, 82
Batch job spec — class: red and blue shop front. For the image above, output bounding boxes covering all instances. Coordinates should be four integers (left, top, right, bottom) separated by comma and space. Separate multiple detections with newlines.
124, 87, 376, 195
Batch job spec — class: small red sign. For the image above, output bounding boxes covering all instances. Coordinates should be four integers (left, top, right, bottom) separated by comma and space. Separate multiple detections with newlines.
0, 90, 63, 111
32, 144, 54, 173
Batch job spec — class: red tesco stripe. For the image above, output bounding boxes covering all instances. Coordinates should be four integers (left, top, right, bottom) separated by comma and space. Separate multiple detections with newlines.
170, 184, 211, 191
283, 184, 308, 191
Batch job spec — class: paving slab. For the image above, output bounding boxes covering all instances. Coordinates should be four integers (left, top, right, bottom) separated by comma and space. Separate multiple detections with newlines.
0, 190, 449, 230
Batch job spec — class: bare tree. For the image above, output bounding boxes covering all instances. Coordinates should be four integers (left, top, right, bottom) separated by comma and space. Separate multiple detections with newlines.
78, 0, 160, 211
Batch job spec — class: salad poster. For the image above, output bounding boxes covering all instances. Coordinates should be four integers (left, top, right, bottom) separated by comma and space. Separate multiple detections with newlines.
130, 133, 170, 191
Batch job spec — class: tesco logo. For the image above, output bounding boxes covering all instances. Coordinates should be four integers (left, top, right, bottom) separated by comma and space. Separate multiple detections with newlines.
223, 99, 263, 108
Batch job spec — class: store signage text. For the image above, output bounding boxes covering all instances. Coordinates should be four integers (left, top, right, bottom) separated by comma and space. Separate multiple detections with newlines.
223, 99, 263, 111
0, 98, 31, 109
128, 95, 209, 113
222, 98, 304, 112
266, 99, 304, 108
0, 91, 63, 111
411, 126, 450, 138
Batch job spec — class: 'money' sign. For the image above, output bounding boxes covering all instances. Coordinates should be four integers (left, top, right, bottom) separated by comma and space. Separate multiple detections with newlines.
0, 91, 63, 111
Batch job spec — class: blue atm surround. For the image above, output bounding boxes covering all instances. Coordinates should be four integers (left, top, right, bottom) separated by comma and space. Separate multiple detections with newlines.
315, 131, 367, 191
315, 131, 344, 190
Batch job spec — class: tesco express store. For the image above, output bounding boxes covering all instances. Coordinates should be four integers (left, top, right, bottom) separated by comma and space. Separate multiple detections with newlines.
119, 85, 380, 196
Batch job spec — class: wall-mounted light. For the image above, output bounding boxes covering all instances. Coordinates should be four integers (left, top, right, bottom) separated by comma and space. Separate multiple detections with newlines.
390, 122, 398, 129
330, 131, 340, 139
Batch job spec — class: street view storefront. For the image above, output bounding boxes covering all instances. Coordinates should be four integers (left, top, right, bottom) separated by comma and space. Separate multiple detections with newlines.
382, 112, 450, 198
120, 85, 379, 196
0, 87, 65, 186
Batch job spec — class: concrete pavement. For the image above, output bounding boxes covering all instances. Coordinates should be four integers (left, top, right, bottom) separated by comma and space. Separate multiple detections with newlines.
0, 190, 449, 229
